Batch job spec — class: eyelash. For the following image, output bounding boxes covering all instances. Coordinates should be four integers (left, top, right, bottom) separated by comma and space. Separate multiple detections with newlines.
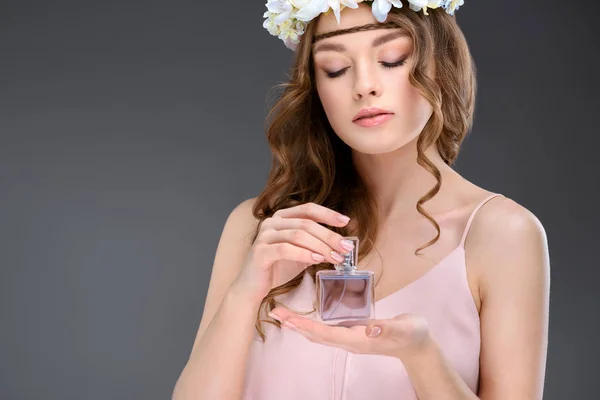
325, 59, 407, 79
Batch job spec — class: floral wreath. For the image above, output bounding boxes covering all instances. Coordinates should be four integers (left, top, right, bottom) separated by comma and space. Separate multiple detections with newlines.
263, 0, 465, 50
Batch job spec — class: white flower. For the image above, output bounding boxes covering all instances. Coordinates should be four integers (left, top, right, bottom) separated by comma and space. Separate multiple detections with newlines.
266, 0, 294, 25
290, 0, 312, 8
278, 20, 296, 41
262, 12, 281, 36
408, 0, 442, 15
263, 0, 466, 51
294, 19, 308, 35
293, 0, 329, 22
328, 0, 360, 25
277, 19, 308, 50
445, 0, 464, 15
371, 0, 403, 23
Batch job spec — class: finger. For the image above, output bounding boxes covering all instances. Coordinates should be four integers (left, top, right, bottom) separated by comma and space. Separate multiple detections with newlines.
263, 216, 354, 257
260, 227, 348, 265
365, 316, 423, 341
365, 324, 383, 338
284, 314, 361, 346
260, 242, 326, 266
273, 202, 351, 227
269, 307, 297, 322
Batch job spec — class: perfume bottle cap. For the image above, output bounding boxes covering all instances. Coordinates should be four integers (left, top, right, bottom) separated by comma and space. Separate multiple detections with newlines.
334, 236, 359, 272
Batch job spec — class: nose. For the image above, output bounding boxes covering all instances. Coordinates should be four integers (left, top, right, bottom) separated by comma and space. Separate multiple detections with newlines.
353, 63, 382, 100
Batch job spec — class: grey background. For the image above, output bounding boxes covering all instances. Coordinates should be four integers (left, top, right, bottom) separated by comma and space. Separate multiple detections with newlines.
0, 0, 598, 399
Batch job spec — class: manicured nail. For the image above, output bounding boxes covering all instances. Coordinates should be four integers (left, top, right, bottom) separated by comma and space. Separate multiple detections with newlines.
367, 326, 381, 337
312, 253, 325, 262
340, 239, 354, 252
283, 320, 298, 330
331, 251, 344, 262
268, 312, 282, 322
336, 214, 350, 223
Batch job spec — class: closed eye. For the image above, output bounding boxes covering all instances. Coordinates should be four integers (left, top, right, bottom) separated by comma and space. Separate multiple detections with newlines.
325, 58, 407, 79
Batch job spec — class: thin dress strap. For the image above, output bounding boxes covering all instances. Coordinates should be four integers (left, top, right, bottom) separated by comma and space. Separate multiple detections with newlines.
459, 193, 505, 248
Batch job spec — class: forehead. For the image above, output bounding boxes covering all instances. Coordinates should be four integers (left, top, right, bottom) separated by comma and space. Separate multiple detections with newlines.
312, 3, 409, 54
314, 2, 378, 35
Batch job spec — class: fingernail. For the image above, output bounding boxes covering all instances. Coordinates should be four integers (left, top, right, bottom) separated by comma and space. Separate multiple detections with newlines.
336, 214, 350, 223
340, 239, 354, 252
367, 326, 381, 337
331, 251, 344, 262
312, 253, 325, 262
283, 320, 298, 330
268, 312, 282, 322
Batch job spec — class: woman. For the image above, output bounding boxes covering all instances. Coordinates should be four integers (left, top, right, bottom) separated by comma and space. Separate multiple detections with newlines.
173, 1, 550, 399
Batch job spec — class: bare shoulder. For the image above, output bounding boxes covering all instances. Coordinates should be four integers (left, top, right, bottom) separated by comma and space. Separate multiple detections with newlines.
467, 194, 550, 298
231, 197, 258, 224
217, 196, 262, 266
468, 195, 548, 255
190, 196, 260, 351
466, 195, 545, 237
466, 195, 550, 398
229, 196, 260, 227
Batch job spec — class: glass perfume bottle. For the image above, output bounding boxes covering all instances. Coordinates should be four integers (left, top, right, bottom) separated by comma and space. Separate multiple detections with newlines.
316, 236, 375, 327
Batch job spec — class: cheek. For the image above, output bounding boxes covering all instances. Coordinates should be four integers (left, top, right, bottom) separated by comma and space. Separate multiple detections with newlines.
316, 81, 340, 113
315, 72, 432, 134
398, 80, 433, 124
316, 80, 349, 125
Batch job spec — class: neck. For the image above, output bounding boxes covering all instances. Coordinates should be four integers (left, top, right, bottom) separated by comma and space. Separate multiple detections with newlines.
351, 136, 458, 222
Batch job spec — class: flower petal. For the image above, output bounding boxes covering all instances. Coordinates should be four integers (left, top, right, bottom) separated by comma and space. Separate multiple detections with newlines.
294, 0, 329, 21
266, 0, 291, 14
371, 0, 393, 23
328, 0, 342, 24
341, 0, 360, 8
274, 10, 291, 25
407, 0, 428, 8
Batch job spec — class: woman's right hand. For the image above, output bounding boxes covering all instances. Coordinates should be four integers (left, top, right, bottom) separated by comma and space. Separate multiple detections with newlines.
229, 202, 355, 305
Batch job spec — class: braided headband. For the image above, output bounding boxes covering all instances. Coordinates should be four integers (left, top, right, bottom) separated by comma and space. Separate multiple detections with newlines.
263, 0, 464, 51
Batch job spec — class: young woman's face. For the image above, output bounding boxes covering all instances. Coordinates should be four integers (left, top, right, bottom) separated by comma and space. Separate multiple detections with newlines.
312, 4, 433, 154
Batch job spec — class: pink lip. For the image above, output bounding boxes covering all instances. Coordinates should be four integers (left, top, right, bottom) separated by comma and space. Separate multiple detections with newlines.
353, 113, 393, 127
353, 107, 394, 122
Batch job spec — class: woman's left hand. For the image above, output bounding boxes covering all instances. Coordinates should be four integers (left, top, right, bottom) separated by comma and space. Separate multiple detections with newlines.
269, 307, 432, 360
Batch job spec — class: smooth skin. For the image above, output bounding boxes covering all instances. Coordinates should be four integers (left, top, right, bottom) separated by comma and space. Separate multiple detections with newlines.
173, 3, 549, 400
172, 202, 356, 399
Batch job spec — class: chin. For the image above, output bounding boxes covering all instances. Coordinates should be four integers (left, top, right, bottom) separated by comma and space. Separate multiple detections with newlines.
336, 129, 416, 155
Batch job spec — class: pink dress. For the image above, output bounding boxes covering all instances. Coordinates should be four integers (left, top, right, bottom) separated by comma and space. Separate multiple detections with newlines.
242, 193, 504, 400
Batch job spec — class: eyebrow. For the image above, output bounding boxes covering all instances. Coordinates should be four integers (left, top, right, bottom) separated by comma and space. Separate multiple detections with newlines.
313, 30, 408, 55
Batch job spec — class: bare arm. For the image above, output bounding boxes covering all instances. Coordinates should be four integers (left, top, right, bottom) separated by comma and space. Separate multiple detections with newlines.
172, 197, 260, 400
172, 199, 353, 399
476, 199, 550, 399
400, 197, 550, 399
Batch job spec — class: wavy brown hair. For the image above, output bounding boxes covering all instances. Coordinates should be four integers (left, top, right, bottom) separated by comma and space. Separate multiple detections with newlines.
251, 5, 476, 341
